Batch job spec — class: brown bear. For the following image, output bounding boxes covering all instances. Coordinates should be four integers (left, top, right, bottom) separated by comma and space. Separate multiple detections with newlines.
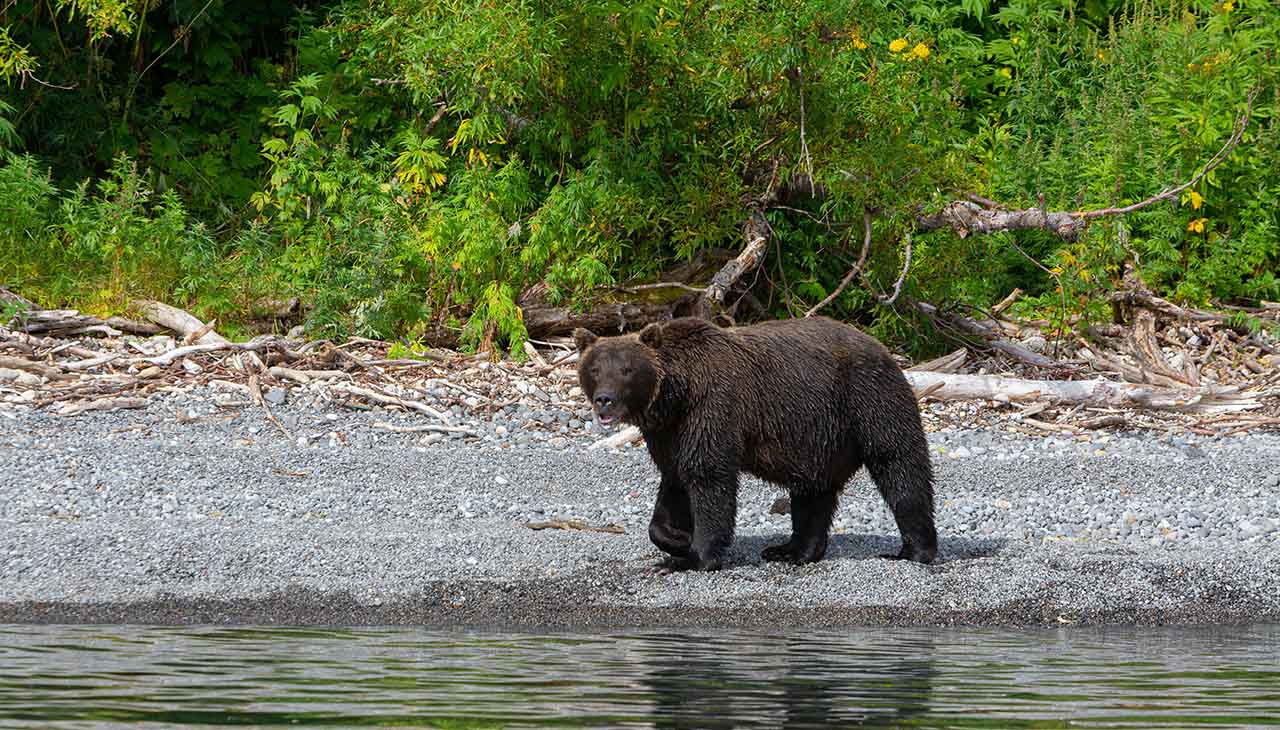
574, 316, 937, 572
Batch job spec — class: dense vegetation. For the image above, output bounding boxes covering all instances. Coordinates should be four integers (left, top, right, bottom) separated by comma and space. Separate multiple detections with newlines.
2, 0, 1277, 354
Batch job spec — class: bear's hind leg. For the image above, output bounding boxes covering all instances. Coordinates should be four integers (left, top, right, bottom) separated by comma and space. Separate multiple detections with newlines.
866, 451, 938, 564
762, 488, 838, 565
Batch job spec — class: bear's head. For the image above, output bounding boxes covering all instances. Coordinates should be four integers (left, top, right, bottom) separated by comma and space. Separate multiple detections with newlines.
573, 323, 665, 426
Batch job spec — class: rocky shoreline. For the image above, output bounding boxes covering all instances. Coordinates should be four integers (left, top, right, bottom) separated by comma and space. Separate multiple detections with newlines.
3, 390, 1278, 628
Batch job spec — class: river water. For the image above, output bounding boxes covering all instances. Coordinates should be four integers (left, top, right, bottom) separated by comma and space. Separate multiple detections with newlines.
1, 624, 1277, 728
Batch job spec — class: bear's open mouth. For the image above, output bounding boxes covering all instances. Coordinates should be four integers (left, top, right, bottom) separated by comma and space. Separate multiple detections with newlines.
596, 411, 620, 425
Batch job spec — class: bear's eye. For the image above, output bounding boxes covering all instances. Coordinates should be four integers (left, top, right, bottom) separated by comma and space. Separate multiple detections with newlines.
621, 366, 633, 376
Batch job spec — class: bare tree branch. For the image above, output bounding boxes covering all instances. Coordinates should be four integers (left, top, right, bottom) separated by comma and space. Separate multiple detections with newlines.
805, 209, 872, 318
877, 233, 913, 306
702, 161, 782, 307
1077, 86, 1258, 221
917, 86, 1260, 242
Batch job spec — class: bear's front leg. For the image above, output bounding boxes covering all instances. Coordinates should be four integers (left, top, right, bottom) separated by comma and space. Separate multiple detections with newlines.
685, 470, 739, 571
648, 471, 693, 560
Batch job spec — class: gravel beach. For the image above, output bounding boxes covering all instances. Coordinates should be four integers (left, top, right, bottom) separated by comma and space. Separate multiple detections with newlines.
2, 390, 1279, 628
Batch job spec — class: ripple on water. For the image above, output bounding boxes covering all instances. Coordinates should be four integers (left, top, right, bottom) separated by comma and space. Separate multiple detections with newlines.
0, 624, 1278, 729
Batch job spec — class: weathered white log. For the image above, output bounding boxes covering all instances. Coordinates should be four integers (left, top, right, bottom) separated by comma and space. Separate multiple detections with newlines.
62, 353, 121, 371
903, 371, 1260, 414
135, 300, 228, 345
0, 355, 71, 381
7, 309, 122, 338
522, 341, 548, 369
907, 348, 967, 373
703, 208, 770, 305
135, 339, 284, 366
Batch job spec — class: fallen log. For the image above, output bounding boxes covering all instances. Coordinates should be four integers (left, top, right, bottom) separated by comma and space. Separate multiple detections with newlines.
135, 300, 228, 345
8, 309, 122, 338
0, 287, 35, 310
907, 348, 967, 373
902, 371, 1261, 414
135, 338, 290, 366
0, 355, 72, 381
916, 200, 1085, 242
703, 207, 771, 306
105, 316, 163, 336
268, 366, 347, 383
522, 301, 681, 339
915, 301, 1059, 368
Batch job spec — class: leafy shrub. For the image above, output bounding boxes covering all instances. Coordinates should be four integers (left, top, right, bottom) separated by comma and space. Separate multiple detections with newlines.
1, 0, 1276, 355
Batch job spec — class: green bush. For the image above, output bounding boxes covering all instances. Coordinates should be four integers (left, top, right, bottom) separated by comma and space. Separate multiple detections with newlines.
1, 0, 1276, 354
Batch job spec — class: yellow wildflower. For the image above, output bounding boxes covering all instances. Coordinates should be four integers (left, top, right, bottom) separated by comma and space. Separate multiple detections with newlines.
1187, 217, 1209, 234
909, 43, 930, 60
889, 38, 908, 53
1096, 50, 1106, 61
999, 67, 1012, 78
851, 30, 868, 50
1011, 36, 1022, 46
1187, 190, 1204, 210
1222, 0, 1234, 12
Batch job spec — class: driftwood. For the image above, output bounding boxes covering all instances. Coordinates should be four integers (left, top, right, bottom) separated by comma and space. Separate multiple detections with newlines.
372, 421, 479, 436
1078, 346, 1189, 390
0, 287, 35, 309
8, 309, 122, 338
137, 338, 291, 366
522, 301, 681, 339
916, 201, 1086, 242
915, 302, 1059, 368
268, 366, 347, 383
0, 355, 72, 381
522, 341, 549, 369
903, 371, 1261, 414
135, 300, 229, 345
703, 207, 771, 306
332, 383, 451, 422
246, 373, 291, 439
907, 348, 967, 374
62, 353, 121, 371
523, 519, 626, 535
55, 396, 148, 416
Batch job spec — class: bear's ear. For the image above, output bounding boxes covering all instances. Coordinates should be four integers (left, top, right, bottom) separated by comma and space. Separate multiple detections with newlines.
573, 328, 598, 353
639, 322, 663, 349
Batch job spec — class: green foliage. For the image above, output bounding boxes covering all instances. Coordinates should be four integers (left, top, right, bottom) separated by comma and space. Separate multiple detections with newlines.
1, 0, 1277, 354
0, 152, 231, 315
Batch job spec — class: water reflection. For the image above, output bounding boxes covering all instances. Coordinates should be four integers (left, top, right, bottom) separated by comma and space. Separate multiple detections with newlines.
0, 624, 1277, 729
643, 632, 937, 729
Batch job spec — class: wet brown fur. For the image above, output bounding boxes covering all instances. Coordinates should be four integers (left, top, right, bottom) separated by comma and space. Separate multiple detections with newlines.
575, 316, 937, 572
